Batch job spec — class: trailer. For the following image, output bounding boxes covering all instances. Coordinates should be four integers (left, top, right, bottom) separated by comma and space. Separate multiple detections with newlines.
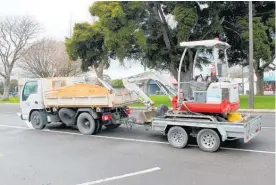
131, 108, 261, 152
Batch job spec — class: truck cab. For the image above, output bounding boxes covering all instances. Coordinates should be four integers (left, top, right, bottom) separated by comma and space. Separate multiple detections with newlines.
20, 79, 44, 121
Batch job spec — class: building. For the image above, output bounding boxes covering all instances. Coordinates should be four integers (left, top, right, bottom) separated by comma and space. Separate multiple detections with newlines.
146, 71, 276, 95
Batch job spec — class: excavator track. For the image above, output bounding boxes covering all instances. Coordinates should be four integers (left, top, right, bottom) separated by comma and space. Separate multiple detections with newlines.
164, 110, 217, 122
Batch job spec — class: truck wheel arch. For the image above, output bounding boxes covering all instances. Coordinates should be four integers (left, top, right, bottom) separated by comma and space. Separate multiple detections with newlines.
29, 109, 45, 122
75, 108, 98, 121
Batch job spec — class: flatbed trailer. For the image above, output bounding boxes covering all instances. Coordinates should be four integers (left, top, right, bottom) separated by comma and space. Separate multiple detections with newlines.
125, 109, 262, 152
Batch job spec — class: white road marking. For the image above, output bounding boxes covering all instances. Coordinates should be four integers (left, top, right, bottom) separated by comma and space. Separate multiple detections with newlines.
0, 125, 29, 129
24, 121, 34, 129
0, 124, 274, 155
188, 144, 275, 154
16, 112, 21, 116
76, 167, 161, 185
262, 127, 276, 129
219, 147, 276, 155
47, 129, 169, 144
0, 112, 18, 114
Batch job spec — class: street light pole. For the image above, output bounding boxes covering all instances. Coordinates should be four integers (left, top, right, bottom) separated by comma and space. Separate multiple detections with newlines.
249, 1, 254, 108
242, 63, 244, 94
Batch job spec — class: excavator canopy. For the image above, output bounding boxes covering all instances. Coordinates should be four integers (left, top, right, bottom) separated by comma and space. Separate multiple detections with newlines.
180, 39, 230, 49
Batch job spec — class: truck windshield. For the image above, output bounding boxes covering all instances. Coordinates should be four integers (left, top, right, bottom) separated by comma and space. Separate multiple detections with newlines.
22, 81, 38, 101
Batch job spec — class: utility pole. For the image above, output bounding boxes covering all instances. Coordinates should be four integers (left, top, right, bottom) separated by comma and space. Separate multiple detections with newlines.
242, 63, 244, 94
69, 13, 73, 37
249, 1, 254, 108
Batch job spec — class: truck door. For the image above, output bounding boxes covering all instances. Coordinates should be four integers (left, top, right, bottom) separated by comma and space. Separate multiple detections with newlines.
20, 80, 43, 120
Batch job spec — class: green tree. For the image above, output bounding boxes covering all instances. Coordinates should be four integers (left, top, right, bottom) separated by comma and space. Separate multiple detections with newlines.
66, 2, 142, 79
66, 22, 109, 79
221, 1, 275, 95
111, 79, 124, 88
95, 1, 227, 97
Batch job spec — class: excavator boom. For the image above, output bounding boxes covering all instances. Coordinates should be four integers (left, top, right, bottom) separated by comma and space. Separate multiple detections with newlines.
122, 71, 177, 109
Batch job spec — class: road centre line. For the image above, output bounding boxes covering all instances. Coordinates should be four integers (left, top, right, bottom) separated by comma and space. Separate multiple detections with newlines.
76, 167, 161, 185
0, 124, 275, 155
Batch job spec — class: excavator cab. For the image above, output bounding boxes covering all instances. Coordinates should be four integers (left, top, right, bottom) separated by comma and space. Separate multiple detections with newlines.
174, 39, 240, 114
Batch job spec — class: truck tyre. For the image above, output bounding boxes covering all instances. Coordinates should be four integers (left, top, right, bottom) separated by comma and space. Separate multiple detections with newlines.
167, 126, 188, 148
156, 104, 169, 117
77, 112, 96, 135
30, 111, 46, 129
94, 120, 102, 134
197, 129, 221, 152
58, 108, 76, 126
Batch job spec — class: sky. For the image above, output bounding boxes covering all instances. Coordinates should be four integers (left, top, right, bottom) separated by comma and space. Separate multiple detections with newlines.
1, 0, 272, 81
0, 0, 94, 40
0, 0, 150, 79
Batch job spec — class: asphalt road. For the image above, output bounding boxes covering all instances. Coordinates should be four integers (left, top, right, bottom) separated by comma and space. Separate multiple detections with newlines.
0, 104, 275, 185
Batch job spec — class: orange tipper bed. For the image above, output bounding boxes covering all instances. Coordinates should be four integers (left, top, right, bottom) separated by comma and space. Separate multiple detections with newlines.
47, 83, 110, 98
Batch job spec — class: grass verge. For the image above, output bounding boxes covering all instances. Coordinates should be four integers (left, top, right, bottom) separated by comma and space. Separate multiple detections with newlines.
0, 96, 20, 103
0, 95, 274, 109
131, 95, 275, 109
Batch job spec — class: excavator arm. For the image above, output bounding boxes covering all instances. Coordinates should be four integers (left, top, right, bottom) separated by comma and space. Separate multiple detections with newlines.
122, 71, 177, 109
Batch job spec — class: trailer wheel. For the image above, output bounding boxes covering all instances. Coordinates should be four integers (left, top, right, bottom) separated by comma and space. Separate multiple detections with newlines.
30, 111, 46, 129
197, 129, 221, 152
167, 126, 188, 148
77, 112, 96, 135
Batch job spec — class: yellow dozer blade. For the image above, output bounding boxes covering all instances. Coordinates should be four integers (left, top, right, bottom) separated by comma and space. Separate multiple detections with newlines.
228, 112, 243, 122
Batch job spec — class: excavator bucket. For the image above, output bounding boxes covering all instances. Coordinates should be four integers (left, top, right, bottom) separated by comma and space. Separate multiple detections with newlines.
136, 110, 157, 123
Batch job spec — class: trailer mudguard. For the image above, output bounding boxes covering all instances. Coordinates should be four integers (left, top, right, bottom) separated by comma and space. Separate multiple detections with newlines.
217, 126, 227, 142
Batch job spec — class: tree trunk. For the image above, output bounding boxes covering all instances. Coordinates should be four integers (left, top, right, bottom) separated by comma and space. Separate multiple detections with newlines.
95, 68, 104, 80
3, 76, 11, 100
143, 80, 150, 95
94, 61, 106, 80
255, 69, 264, 95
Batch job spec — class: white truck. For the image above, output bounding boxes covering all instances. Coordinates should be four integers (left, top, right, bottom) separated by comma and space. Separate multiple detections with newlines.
19, 39, 262, 152
19, 76, 138, 135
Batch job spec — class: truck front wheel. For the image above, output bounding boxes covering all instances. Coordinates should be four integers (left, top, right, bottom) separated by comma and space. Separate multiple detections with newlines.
30, 111, 46, 129
77, 112, 96, 135
197, 129, 221, 152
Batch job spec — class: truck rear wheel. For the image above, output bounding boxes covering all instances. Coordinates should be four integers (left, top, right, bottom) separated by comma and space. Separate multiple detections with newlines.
197, 129, 221, 152
58, 108, 76, 126
77, 112, 96, 135
167, 126, 188, 148
93, 120, 102, 134
30, 111, 46, 129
